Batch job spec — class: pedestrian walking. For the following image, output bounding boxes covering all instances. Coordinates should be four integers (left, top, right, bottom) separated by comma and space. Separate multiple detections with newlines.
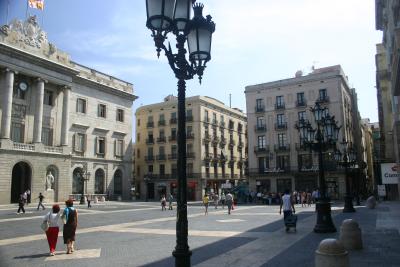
279, 189, 296, 231
213, 193, 219, 209
226, 191, 233, 215
202, 194, 209, 215
26, 189, 31, 205
87, 195, 91, 208
17, 194, 25, 214
37, 193, 45, 210
62, 199, 78, 254
161, 195, 167, 211
220, 192, 226, 209
168, 193, 174, 210
307, 191, 312, 207
43, 204, 61, 256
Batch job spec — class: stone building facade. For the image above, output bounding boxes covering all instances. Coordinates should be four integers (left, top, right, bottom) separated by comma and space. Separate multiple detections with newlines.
245, 65, 363, 199
135, 95, 247, 201
375, 0, 400, 199
0, 17, 136, 204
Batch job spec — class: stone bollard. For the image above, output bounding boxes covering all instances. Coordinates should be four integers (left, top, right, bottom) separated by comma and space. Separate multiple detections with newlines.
94, 196, 98, 203
340, 219, 363, 250
315, 238, 349, 267
100, 196, 106, 202
366, 196, 376, 209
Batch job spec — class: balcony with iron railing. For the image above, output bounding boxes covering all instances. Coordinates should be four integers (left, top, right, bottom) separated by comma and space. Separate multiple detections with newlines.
295, 143, 309, 151
237, 140, 244, 148
186, 132, 195, 140
158, 120, 166, 126
146, 138, 155, 144
170, 118, 177, 124
316, 95, 330, 103
220, 121, 225, 128
255, 124, 267, 132
186, 115, 193, 122
202, 134, 211, 144
254, 146, 269, 154
147, 121, 154, 128
275, 103, 285, 110
203, 153, 212, 162
296, 100, 307, 107
169, 135, 177, 142
211, 136, 220, 145
212, 119, 218, 126
168, 153, 177, 160
255, 105, 265, 113
145, 155, 154, 162
157, 136, 166, 143
275, 122, 287, 130
274, 144, 290, 152
186, 152, 195, 159
220, 137, 227, 146
156, 154, 167, 161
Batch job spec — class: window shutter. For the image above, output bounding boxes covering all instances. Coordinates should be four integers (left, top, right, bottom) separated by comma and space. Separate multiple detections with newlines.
95, 136, 98, 154
73, 133, 78, 151
114, 139, 117, 156
49, 129, 53, 146
104, 137, 107, 155
121, 140, 124, 156
83, 134, 87, 153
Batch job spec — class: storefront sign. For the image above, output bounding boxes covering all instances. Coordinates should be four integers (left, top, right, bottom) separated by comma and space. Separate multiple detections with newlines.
381, 163, 400, 184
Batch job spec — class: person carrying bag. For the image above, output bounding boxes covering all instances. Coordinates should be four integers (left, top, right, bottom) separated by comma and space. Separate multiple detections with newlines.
42, 204, 61, 256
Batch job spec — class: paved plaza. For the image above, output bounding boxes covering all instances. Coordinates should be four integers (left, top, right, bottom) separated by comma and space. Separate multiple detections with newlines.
0, 200, 399, 267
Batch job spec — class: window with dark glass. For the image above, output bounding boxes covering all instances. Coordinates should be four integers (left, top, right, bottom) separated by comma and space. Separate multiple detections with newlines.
41, 127, 53, 146
76, 98, 86, 113
319, 89, 327, 100
160, 164, 165, 176
298, 111, 306, 121
256, 98, 263, 110
98, 104, 106, 118
277, 114, 285, 125
276, 96, 284, 107
297, 92, 305, 105
44, 90, 53, 106
117, 109, 124, 122
96, 137, 106, 155
257, 135, 266, 148
278, 133, 286, 147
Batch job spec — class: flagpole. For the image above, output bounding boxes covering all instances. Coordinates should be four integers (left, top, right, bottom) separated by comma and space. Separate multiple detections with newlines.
26, 0, 29, 19
6, 0, 10, 24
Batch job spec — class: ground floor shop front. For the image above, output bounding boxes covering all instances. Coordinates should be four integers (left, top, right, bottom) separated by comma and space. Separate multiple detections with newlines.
248, 172, 348, 200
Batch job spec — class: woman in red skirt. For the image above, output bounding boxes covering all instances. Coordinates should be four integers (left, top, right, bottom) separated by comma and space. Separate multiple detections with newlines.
44, 204, 61, 256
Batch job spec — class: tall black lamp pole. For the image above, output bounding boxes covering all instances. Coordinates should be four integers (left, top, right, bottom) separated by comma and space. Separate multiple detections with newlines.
296, 102, 339, 233
145, 1, 215, 266
334, 140, 356, 212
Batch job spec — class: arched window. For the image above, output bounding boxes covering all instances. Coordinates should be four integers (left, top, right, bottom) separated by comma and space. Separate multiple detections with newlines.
95, 169, 105, 194
72, 168, 84, 194
114, 170, 122, 195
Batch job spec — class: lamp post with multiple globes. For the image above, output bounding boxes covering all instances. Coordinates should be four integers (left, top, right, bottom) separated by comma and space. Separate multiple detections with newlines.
145, 1, 215, 266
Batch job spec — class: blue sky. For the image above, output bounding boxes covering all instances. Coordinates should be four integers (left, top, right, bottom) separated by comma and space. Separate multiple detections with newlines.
1, 0, 382, 122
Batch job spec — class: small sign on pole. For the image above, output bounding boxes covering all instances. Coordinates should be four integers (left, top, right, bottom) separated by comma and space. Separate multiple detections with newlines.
377, 185, 386, 197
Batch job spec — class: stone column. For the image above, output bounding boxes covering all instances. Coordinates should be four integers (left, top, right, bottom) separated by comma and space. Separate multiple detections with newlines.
61, 86, 70, 146
33, 78, 45, 143
0, 69, 15, 139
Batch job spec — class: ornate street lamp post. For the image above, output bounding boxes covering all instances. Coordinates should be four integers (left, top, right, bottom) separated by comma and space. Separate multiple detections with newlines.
334, 140, 356, 213
79, 170, 90, 204
145, 1, 215, 266
296, 102, 340, 233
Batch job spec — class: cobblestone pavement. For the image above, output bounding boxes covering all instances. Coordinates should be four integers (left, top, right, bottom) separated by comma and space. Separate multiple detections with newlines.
0, 200, 398, 267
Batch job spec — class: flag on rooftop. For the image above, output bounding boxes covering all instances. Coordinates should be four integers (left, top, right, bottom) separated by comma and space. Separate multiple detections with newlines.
28, 0, 44, 10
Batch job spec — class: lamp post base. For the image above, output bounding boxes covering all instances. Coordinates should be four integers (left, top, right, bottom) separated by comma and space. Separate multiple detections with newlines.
343, 195, 355, 213
172, 248, 192, 267
314, 199, 336, 233
79, 194, 86, 205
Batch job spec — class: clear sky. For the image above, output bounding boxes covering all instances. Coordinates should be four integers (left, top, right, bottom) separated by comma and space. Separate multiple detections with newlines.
1, 0, 382, 122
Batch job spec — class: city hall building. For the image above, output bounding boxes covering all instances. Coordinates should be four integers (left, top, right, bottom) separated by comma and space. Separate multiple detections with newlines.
0, 16, 137, 204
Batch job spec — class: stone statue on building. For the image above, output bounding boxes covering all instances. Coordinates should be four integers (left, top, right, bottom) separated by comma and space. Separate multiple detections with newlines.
46, 171, 55, 191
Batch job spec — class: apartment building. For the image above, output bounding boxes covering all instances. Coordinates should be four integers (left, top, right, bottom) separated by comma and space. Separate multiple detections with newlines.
0, 16, 136, 204
135, 95, 247, 201
375, 0, 400, 199
245, 65, 362, 199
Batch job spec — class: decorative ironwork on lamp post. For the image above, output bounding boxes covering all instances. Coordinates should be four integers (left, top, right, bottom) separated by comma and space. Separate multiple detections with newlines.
145, 1, 215, 266
334, 140, 356, 213
296, 102, 340, 233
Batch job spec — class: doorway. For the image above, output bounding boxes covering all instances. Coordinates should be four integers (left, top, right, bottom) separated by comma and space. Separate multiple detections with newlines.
11, 162, 31, 203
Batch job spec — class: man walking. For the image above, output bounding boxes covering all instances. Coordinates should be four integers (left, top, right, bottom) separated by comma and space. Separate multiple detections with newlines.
226, 191, 233, 215
17, 194, 25, 214
168, 193, 174, 210
220, 192, 226, 209
37, 192, 45, 210
213, 193, 219, 209
279, 189, 295, 231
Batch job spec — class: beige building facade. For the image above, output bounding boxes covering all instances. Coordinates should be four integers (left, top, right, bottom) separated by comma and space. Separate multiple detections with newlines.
135, 95, 247, 201
245, 65, 362, 199
0, 17, 136, 204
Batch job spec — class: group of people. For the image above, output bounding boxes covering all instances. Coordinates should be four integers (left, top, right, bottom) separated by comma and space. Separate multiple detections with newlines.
17, 190, 47, 214
203, 191, 234, 215
160, 194, 174, 211
42, 199, 78, 256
